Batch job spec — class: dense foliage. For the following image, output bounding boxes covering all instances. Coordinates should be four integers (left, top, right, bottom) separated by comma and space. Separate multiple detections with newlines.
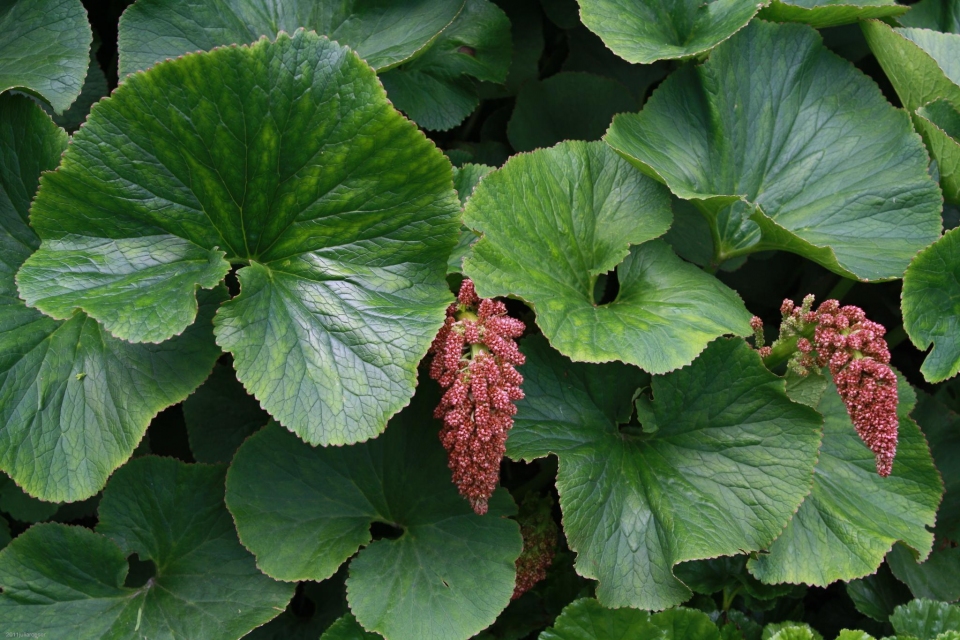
1, 0, 960, 638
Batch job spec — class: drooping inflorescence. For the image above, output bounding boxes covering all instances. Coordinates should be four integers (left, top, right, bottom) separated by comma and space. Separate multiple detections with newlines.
512, 493, 558, 600
428, 279, 526, 515
752, 295, 898, 476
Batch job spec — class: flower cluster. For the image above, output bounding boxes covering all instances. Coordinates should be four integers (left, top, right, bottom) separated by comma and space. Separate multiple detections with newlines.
754, 295, 898, 476
428, 279, 525, 515
513, 494, 558, 600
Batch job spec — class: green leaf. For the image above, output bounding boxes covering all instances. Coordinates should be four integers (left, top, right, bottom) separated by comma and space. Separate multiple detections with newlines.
225, 392, 523, 640
506, 72, 638, 152
322, 614, 383, 640
606, 20, 943, 281
747, 374, 943, 586
916, 100, 960, 205
117, 0, 465, 77
902, 227, 960, 383
538, 598, 656, 639
836, 631, 875, 640
891, 599, 960, 639
0, 0, 92, 114
575, 0, 763, 64
507, 336, 822, 610
0, 94, 224, 503
759, 0, 907, 29
888, 542, 960, 603
380, 0, 512, 130
539, 599, 723, 639
448, 163, 494, 274
912, 392, 960, 540
763, 623, 823, 640
648, 608, 722, 639
868, 25, 960, 110
846, 564, 913, 622
0, 457, 293, 638
17, 30, 460, 447
42, 49, 108, 131
463, 140, 752, 374
862, 21, 960, 204
899, 0, 960, 33
182, 363, 270, 464
0, 476, 58, 522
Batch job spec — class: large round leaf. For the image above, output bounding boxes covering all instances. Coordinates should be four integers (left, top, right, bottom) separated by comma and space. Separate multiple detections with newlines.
225, 391, 522, 640
575, 0, 763, 64
758, 0, 907, 28
462, 140, 752, 374
506, 336, 822, 610
903, 228, 960, 383
606, 19, 943, 282
0, 0, 91, 114
0, 94, 222, 503
0, 457, 293, 638
117, 0, 464, 77
747, 374, 943, 586
17, 30, 461, 447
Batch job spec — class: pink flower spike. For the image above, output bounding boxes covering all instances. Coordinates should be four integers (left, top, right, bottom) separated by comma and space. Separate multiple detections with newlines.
427, 279, 526, 514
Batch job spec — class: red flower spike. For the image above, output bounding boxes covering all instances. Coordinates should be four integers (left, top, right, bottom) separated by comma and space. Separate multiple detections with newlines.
809, 299, 898, 476
512, 493, 558, 600
428, 279, 526, 515
772, 295, 899, 476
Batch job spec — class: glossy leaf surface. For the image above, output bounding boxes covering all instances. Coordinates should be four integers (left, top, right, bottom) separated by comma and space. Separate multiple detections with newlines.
507, 336, 822, 610
380, 0, 511, 130
0, 0, 91, 113
863, 20, 960, 204
463, 140, 752, 374
607, 20, 943, 281
902, 228, 960, 383
225, 393, 522, 640
748, 375, 942, 586
17, 30, 460, 447
576, 0, 762, 64
118, 0, 465, 77
0, 95, 222, 503
0, 457, 293, 638
759, 0, 906, 28
890, 599, 960, 639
